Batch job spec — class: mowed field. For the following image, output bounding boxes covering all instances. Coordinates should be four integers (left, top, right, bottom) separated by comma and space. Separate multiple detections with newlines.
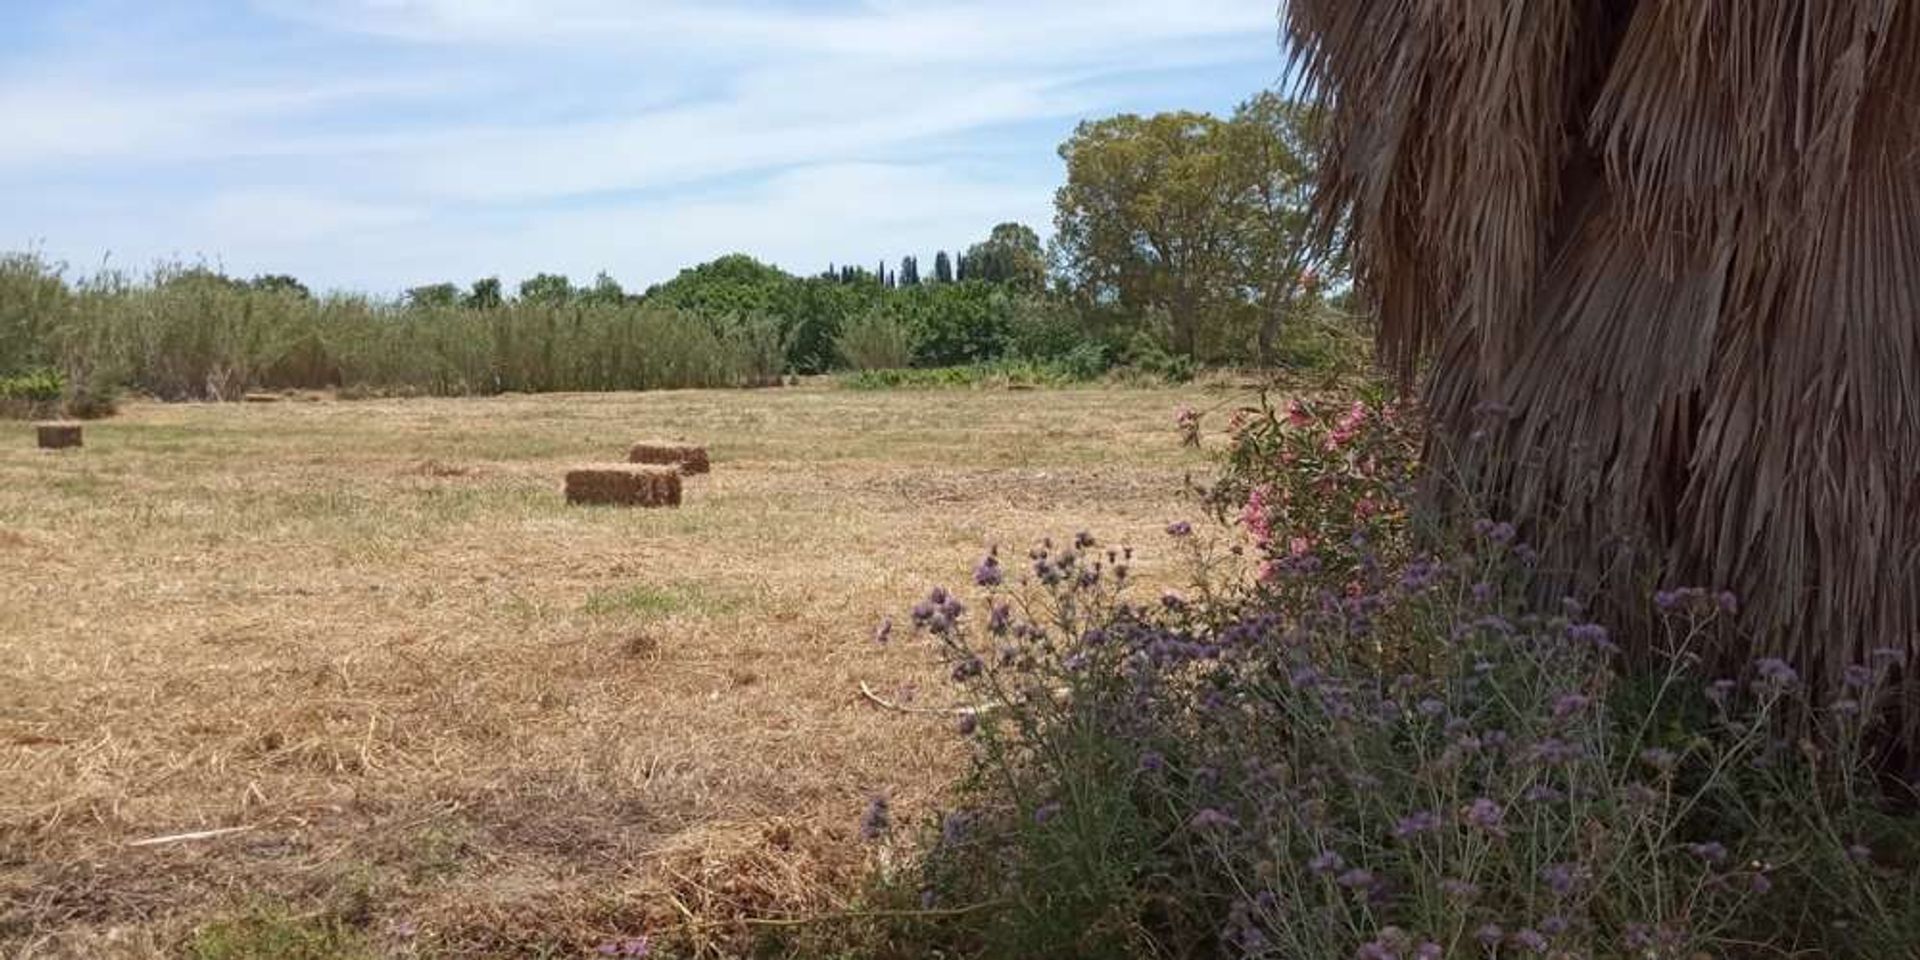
0, 383, 1227, 956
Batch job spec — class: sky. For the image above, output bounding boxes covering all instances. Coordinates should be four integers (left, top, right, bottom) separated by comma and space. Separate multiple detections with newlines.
0, 1, 1286, 296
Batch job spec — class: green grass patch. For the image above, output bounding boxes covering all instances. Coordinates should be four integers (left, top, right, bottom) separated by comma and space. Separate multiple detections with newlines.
185, 909, 372, 960
583, 583, 739, 619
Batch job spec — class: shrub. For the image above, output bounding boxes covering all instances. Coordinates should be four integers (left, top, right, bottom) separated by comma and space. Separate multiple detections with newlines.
876, 391, 1920, 959
0, 368, 64, 419
836, 308, 915, 371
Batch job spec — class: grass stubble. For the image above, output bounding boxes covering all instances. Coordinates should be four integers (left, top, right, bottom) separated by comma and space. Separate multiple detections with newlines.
0, 382, 1226, 956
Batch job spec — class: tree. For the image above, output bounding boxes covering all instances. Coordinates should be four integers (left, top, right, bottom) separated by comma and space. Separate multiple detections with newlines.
1287, 1, 1920, 729
249, 274, 311, 299
961, 222, 1047, 292
1052, 102, 1321, 361
933, 251, 954, 284
464, 277, 503, 310
900, 256, 920, 287
580, 272, 626, 306
405, 283, 460, 309
518, 272, 574, 305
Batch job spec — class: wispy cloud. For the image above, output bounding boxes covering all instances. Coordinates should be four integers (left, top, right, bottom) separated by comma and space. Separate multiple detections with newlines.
0, 0, 1282, 293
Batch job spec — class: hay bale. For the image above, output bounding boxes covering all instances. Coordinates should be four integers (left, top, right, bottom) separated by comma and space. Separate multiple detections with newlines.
34, 422, 82, 450
565, 466, 682, 507
242, 392, 282, 404
629, 442, 710, 476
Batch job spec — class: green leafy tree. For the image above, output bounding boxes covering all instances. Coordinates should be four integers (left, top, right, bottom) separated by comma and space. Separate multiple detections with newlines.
405, 283, 460, 309
463, 277, 503, 310
933, 251, 954, 284
1052, 98, 1323, 361
248, 274, 311, 299
961, 222, 1047, 292
517, 273, 575, 305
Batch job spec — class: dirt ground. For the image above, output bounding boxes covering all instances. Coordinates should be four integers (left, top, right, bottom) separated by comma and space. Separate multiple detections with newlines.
0, 383, 1238, 957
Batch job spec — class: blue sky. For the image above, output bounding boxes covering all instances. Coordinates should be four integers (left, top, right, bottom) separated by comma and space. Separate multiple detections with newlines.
1, 1, 1285, 295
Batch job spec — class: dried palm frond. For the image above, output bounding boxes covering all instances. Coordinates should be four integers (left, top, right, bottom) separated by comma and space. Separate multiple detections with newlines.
1287, 0, 1920, 738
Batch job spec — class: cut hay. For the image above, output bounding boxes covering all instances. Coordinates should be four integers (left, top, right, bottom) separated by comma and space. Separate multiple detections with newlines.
565, 466, 683, 507
629, 442, 710, 476
34, 422, 82, 450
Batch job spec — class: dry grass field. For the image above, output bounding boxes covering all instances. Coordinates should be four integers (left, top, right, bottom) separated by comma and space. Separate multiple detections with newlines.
0, 383, 1231, 957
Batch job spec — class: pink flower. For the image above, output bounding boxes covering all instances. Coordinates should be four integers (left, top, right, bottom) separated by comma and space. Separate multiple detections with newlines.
1289, 536, 1312, 558
1285, 399, 1313, 428
1240, 486, 1273, 544
1354, 498, 1377, 521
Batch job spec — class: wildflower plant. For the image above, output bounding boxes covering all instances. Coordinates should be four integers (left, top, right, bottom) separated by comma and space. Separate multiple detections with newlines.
889, 394, 1920, 959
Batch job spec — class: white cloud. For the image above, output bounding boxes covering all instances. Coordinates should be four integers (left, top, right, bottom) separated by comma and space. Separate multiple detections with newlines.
0, 0, 1281, 290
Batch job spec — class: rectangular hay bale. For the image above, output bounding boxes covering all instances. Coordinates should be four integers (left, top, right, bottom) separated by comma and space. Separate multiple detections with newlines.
34, 422, 82, 450
628, 441, 710, 475
565, 466, 682, 507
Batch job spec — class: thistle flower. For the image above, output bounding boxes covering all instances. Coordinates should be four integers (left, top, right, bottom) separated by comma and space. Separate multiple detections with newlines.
1686, 841, 1728, 865
1393, 810, 1440, 838
1188, 808, 1238, 832
1308, 849, 1345, 875
1462, 797, 1507, 836
1033, 802, 1062, 825
859, 794, 890, 841
954, 711, 978, 736
1510, 928, 1548, 953
873, 616, 893, 644
1166, 520, 1193, 537
1474, 924, 1504, 948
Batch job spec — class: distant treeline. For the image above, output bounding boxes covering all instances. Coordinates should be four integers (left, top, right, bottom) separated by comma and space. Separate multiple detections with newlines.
0, 92, 1358, 404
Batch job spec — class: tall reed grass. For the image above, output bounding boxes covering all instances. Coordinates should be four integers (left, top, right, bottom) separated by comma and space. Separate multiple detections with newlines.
1, 259, 782, 400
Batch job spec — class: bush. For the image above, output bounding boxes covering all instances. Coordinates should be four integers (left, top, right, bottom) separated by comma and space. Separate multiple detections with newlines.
873, 390, 1920, 959
836, 308, 915, 371
0, 368, 64, 419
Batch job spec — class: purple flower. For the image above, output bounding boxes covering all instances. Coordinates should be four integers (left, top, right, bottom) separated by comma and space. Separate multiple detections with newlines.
1843, 664, 1873, 689
873, 617, 893, 644
1716, 590, 1739, 612
1654, 589, 1680, 610
859, 794, 891, 841
1623, 923, 1655, 950
1848, 843, 1873, 863
1511, 928, 1548, 953
1462, 797, 1506, 835
1705, 678, 1736, 704
1523, 783, 1564, 804
1687, 841, 1729, 865
1640, 747, 1679, 772
1539, 915, 1568, 936
954, 711, 978, 736
1137, 751, 1165, 773
1551, 692, 1591, 720
1189, 808, 1238, 832
1749, 872, 1773, 894
1539, 862, 1582, 896
1354, 942, 1395, 960
1526, 738, 1584, 766
1413, 942, 1442, 960
973, 554, 1002, 587
1308, 850, 1345, 875
1489, 522, 1516, 544
1441, 878, 1480, 901
1393, 810, 1440, 839
1417, 698, 1447, 718
1754, 658, 1799, 687
1335, 867, 1376, 889
1033, 802, 1062, 825
1474, 924, 1503, 948
1166, 521, 1193, 537
941, 812, 971, 846
986, 602, 1012, 636
1472, 581, 1494, 604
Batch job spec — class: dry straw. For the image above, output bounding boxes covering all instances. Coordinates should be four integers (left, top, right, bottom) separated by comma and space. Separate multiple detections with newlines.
565, 465, 683, 507
630, 442, 711, 476
1286, 1, 1920, 733
35, 422, 82, 450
